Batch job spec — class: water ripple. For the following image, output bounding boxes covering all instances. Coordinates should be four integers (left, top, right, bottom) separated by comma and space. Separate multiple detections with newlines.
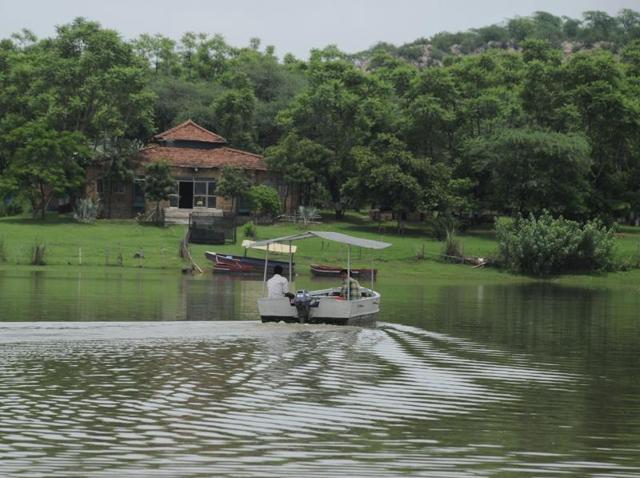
0, 321, 636, 477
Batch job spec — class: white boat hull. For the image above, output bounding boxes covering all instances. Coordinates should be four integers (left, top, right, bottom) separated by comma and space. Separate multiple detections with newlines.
258, 288, 380, 326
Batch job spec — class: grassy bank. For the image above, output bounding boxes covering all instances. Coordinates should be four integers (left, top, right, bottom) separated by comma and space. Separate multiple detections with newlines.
1, 213, 639, 287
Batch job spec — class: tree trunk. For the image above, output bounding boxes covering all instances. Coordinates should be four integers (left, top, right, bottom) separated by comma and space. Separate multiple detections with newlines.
39, 183, 47, 220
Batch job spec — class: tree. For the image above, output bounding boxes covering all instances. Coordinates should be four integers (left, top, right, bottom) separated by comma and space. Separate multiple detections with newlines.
150, 76, 222, 132
0, 122, 89, 219
179, 32, 235, 81
530, 12, 564, 46
212, 87, 257, 150
94, 141, 139, 219
143, 161, 174, 224
0, 18, 155, 208
580, 11, 619, 45
561, 51, 640, 217
215, 166, 251, 213
507, 17, 535, 43
266, 133, 331, 210
342, 134, 457, 229
276, 47, 397, 218
618, 9, 640, 44
464, 128, 591, 217
131, 33, 182, 76
248, 185, 281, 218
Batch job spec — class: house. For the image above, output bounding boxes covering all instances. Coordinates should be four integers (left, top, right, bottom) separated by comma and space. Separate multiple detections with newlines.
86, 120, 274, 220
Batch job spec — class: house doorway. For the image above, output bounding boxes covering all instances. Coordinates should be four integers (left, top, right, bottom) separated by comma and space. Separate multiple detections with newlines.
179, 181, 193, 209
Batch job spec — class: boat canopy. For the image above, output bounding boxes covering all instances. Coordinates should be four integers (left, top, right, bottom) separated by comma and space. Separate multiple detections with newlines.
249, 231, 392, 250
241, 240, 297, 254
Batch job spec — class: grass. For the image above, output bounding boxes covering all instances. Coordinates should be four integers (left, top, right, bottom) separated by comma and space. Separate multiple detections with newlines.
1, 212, 640, 287
0, 215, 185, 269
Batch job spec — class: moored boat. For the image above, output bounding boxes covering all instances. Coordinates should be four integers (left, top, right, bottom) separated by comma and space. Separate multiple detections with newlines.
204, 251, 294, 275
310, 263, 378, 279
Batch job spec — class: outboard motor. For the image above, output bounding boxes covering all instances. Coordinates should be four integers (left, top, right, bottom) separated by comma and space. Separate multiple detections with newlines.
292, 290, 319, 323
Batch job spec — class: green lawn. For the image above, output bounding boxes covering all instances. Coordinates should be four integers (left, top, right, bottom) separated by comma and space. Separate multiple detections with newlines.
0, 215, 186, 269
1, 213, 639, 287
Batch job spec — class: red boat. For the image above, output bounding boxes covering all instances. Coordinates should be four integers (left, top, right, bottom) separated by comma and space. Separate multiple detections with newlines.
205, 251, 294, 275
310, 264, 377, 280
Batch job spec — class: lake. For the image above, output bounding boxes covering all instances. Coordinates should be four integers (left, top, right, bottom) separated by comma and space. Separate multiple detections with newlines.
0, 269, 639, 477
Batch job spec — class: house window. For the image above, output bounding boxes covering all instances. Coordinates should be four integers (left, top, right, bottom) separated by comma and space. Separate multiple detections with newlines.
178, 180, 217, 208
194, 181, 207, 195
193, 181, 216, 208
169, 182, 179, 207
113, 181, 126, 194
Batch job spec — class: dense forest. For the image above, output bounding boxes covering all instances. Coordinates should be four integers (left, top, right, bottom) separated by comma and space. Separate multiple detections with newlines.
1, 9, 640, 222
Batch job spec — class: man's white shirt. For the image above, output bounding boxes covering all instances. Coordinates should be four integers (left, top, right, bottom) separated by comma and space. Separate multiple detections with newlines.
267, 274, 289, 298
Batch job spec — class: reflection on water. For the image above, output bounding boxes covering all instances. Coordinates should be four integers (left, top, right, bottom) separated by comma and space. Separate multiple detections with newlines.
0, 270, 639, 477
0, 270, 263, 322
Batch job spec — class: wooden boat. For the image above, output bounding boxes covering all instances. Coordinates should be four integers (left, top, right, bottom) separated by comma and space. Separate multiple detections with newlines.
310, 263, 378, 280
204, 251, 294, 275
248, 231, 391, 326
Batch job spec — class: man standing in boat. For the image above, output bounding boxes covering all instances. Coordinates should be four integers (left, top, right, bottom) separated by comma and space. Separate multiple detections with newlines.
267, 265, 295, 299
339, 269, 361, 300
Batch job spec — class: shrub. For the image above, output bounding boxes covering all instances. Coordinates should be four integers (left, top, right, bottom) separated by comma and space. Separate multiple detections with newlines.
0, 237, 6, 262
73, 198, 100, 223
442, 228, 463, 261
31, 240, 47, 265
243, 221, 257, 239
427, 215, 460, 240
0, 195, 27, 217
298, 206, 320, 225
496, 212, 615, 276
248, 185, 281, 218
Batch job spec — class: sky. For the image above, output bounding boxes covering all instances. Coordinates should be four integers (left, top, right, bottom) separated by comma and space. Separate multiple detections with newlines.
1, 0, 639, 58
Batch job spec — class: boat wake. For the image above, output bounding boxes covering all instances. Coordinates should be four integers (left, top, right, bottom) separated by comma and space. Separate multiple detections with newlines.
0, 320, 584, 477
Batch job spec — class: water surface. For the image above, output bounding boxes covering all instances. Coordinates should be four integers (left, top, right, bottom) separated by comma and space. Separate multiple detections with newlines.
0, 269, 638, 477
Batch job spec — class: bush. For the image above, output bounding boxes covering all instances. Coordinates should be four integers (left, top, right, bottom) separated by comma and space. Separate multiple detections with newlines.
442, 229, 463, 261
427, 215, 460, 240
248, 185, 281, 218
73, 198, 100, 223
243, 221, 257, 239
0, 237, 6, 262
0, 195, 27, 217
496, 212, 615, 276
31, 240, 47, 265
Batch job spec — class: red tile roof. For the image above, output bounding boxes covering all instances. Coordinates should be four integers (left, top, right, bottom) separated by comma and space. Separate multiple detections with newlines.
153, 119, 227, 144
138, 145, 267, 171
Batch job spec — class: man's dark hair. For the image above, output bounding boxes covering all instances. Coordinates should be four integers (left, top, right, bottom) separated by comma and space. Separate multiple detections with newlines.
274, 265, 283, 275
340, 269, 348, 275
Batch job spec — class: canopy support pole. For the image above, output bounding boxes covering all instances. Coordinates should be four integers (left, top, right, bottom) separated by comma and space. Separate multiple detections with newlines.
371, 252, 375, 291
347, 245, 351, 301
288, 241, 292, 283
262, 245, 270, 297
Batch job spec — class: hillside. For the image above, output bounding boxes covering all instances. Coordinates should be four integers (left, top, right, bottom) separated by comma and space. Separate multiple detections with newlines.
353, 9, 640, 67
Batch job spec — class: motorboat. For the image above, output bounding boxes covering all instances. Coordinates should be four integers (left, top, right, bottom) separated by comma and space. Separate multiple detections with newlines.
248, 231, 391, 326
